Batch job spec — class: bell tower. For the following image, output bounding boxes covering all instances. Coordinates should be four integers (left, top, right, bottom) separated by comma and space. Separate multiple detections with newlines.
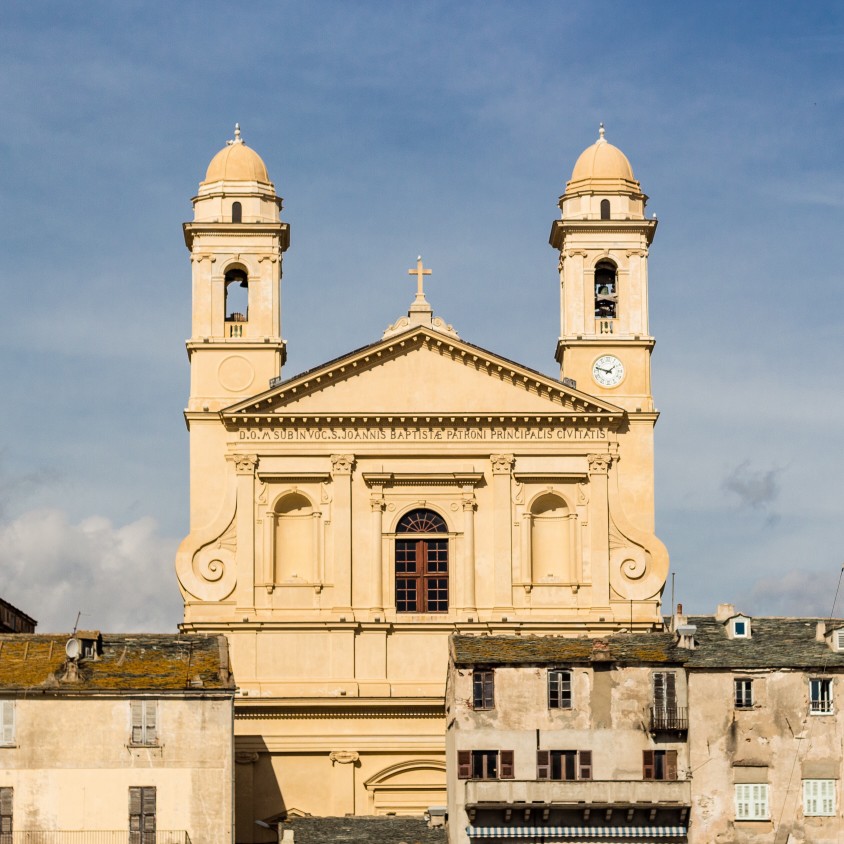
549, 124, 657, 415
184, 125, 290, 413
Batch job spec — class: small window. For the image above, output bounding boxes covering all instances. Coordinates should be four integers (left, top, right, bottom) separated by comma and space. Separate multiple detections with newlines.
231, 201, 242, 223
129, 787, 156, 844
803, 779, 836, 816
130, 701, 157, 746
548, 669, 572, 709
537, 750, 592, 781
810, 678, 833, 714
457, 750, 513, 780
600, 199, 610, 220
473, 670, 494, 710
0, 787, 11, 844
643, 749, 677, 781
834, 629, 844, 652
734, 679, 753, 709
0, 702, 14, 745
735, 783, 769, 820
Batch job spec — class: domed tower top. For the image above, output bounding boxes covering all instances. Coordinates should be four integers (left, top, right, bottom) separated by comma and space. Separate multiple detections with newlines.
192, 124, 281, 224
559, 124, 647, 221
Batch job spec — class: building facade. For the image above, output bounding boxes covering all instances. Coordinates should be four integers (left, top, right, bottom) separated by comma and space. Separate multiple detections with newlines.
174, 125, 670, 831
446, 608, 844, 844
0, 632, 234, 844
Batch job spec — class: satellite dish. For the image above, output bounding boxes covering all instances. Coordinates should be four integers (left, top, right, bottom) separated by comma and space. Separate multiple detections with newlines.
65, 638, 81, 660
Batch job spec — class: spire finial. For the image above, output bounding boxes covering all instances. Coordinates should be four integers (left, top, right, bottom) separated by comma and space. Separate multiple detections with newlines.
598, 122, 606, 142
234, 123, 242, 143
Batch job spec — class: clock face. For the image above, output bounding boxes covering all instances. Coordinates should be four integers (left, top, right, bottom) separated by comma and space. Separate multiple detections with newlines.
592, 355, 624, 387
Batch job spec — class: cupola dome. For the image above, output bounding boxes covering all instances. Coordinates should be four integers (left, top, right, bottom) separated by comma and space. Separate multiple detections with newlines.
203, 124, 271, 184
570, 124, 635, 183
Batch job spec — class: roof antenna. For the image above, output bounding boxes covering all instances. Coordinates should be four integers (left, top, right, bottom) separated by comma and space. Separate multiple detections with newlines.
72, 610, 82, 636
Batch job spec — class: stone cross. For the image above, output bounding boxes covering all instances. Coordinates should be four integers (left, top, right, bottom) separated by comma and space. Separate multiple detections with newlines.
408, 256, 432, 303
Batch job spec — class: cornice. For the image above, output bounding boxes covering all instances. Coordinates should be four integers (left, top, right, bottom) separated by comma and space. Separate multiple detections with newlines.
183, 221, 290, 251
363, 472, 484, 488
549, 218, 657, 249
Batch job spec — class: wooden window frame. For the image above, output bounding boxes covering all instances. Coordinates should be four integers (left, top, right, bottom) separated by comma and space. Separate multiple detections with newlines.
130, 700, 157, 746
395, 509, 449, 613
0, 787, 11, 844
735, 783, 769, 820
734, 678, 753, 709
457, 750, 514, 780
473, 669, 495, 710
643, 749, 678, 781
537, 749, 592, 781
129, 786, 156, 844
803, 778, 836, 817
0, 701, 14, 746
548, 669, 572, 709
810, 678, 833, 714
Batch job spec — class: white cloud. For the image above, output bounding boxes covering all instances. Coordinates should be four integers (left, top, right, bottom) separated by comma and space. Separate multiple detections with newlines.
745, 568, 844, 619
0, 509, 182, 633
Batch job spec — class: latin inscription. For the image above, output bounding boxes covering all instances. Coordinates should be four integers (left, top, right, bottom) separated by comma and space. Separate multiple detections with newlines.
238, 426, 607, 442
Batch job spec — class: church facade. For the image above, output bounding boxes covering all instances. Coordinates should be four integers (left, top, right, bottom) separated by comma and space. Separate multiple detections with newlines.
175, 125, 669, 834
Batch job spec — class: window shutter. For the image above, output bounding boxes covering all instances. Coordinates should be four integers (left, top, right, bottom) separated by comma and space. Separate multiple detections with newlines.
536, 750, 550, 779
578, 750, 592, 781
1, 702, 14, 745
500, 750, 515, 779
562, 671, 572, 708
736, 784, 749, 819
666, 672, 677, 709
822, 780, 835, 815
0, 787, 11, 836
484, 672, 494, 709
666, 750, 677, 781
131, 701, 143, 744
642, 750, 654, 780
754, 783, 769, 819
145, 701, 157, 744
457, 750, 471, 779
804, 779, 817, 814
142, 787, 156, 832
653, 673, 664, 709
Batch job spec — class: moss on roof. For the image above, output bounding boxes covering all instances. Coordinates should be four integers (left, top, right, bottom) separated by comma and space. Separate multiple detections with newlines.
0, 633, 233, 692
451, 633, 686, 667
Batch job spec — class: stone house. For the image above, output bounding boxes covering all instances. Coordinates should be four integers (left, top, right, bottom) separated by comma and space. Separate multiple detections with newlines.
0, 632, 234, 844
446, 608, 844, 844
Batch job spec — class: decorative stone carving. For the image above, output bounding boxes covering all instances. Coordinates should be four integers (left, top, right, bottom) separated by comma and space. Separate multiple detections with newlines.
190, 516, 237, 602
330, 454, 355, 475
587, 454, 612, 475
370, 498, 385, 513
233, 454, 259, 475
329, 750, 360, 765
235, 752, 259, 765
490, 454, 515, 475
462, 497, 477, 512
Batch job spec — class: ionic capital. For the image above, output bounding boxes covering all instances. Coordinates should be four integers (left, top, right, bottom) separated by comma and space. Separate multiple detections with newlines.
330, 454, 355, 475
490, 454, 515, 475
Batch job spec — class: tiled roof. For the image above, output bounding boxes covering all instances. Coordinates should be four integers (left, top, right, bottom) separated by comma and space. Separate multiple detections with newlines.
0, 633, 233, 692
281, 817, 446, 844
685, 616, 844, 669
451, 633, 685, 666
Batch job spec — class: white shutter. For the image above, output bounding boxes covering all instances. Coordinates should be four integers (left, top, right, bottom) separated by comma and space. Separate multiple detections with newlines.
822, 779, 835, 815
131, 701, 143, 744
804, 779, 836, 816
144, 701, 157, 745
753, 784, 769, 819
735, 784, 749, 819
736, 783, 768, 820
0, 702, 14, 745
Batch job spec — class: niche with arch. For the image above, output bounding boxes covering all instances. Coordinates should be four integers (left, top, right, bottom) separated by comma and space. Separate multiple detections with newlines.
224, 266, 249, 331
231, 201, 242, 223
600, 198, 611, 220
529, 493, 573, 582
594, 260, 618, 320
274, 492, 316, 582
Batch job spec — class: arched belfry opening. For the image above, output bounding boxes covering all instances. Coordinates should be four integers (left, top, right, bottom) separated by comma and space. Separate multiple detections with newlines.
594, 260, 618, 325
224, 268, 248, 336
395, 508, 449, 613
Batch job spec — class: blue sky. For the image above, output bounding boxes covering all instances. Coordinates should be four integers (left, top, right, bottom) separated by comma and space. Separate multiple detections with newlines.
1, 2, 842, 630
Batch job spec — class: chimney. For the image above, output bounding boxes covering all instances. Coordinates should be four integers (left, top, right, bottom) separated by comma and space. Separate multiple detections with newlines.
715, 603, 736, 622
816, 620, 828, 642
672, 603, 687, 632
676, 624, 697, 650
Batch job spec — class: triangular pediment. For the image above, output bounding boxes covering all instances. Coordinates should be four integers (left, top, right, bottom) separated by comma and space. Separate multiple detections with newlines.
223, 327, 623, 423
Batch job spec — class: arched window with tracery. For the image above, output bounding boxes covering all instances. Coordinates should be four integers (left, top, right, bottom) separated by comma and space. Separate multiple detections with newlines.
395, 509, 448, 613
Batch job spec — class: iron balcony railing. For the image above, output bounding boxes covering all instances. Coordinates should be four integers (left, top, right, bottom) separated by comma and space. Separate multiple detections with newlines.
11, 832, 191, 844
650, 706, 689, 732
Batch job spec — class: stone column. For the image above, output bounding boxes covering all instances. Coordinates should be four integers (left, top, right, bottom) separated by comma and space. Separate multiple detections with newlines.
490, 454, 515, 612
462, 496, 477, 612
588, 454, 612, 610
331, 455, 355, 612
370, 497, 385, 613
233, 454, 258, 612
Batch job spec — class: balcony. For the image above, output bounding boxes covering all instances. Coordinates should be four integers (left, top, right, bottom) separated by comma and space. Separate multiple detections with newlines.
595, 319, 615, 335
225, 313, 247, 338
466, 779, 691, 807
11, 833, 191, 844
650, 706, 688, 732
